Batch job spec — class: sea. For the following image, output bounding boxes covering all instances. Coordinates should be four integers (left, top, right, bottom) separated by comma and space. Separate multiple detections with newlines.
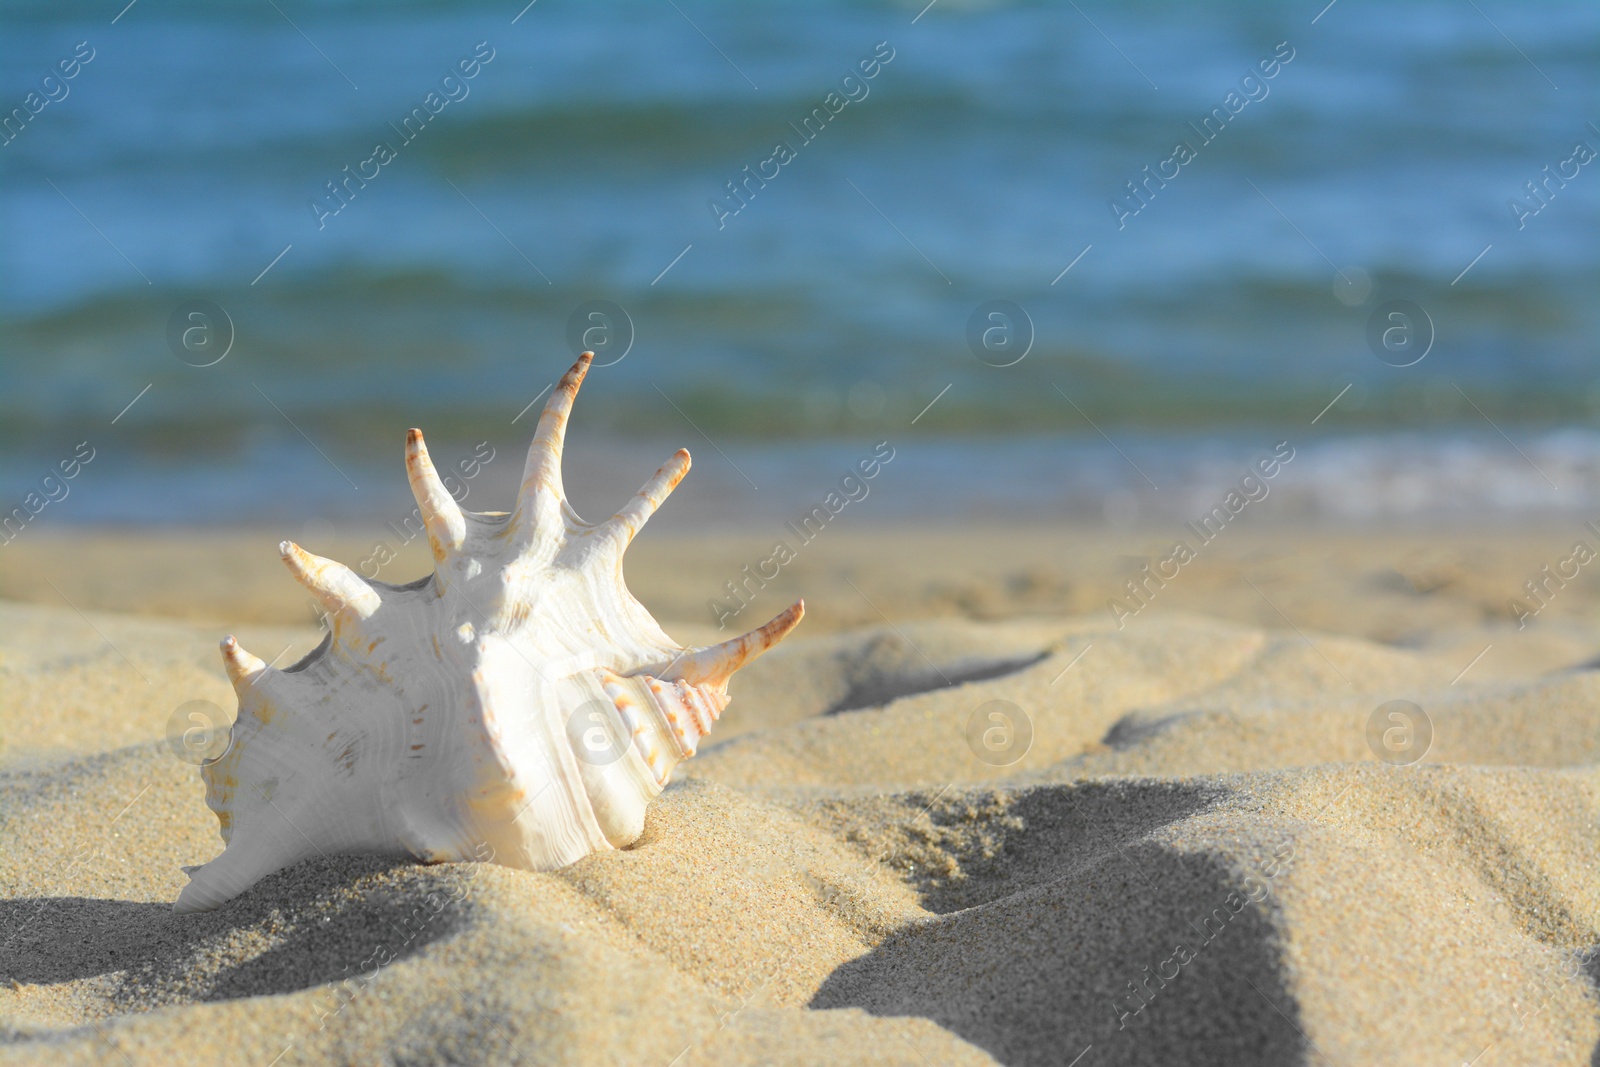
2, 0, 1597, 530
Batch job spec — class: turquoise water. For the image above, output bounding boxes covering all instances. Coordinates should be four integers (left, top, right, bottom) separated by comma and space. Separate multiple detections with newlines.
2, 0, 1597, 522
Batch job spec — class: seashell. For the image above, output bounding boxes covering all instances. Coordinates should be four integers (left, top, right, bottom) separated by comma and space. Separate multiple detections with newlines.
176, 353, 803, 914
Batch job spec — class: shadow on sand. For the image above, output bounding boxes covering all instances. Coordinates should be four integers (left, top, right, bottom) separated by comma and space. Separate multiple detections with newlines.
0, 854, 473, 1014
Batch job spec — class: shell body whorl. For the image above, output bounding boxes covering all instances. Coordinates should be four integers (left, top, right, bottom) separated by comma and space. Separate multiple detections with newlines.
177, 354, 803, 914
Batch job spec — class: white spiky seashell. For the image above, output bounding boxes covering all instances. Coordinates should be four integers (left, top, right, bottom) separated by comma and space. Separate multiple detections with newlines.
176, 353, 803, 914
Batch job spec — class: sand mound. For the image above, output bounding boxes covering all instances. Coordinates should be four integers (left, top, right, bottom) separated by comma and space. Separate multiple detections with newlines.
4, 598, 1600, 1065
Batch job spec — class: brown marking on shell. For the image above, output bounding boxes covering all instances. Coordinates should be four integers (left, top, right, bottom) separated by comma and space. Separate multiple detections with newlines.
405, 428, 468, 561
674, 600, 804, 691
523, 395, 582, 483
616, 701, 645, 740
220, 635, 266, 689
467, 776, 526, 814
675, 684, 708, 736
640, 742, 668, 785
605, 448, 692, 549
281, 541, 380, 619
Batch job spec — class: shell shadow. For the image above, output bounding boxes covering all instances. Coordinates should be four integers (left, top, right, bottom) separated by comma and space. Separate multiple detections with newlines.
0, 855, 474, 1014
811, 783, 1305, 1067
0, 898, 174, 987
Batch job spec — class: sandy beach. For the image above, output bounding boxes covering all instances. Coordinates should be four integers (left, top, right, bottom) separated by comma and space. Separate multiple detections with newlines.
6, 0, 1595, 1060
3, 520, 1600, 1065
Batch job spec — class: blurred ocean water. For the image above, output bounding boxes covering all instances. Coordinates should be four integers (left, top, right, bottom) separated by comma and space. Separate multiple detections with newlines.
1, 0, 1596, 523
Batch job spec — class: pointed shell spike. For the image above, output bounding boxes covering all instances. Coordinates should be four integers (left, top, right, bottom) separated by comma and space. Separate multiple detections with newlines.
674, 600, 805, 689
602, 448, 691, 548
517, 352, 592, 536
405, 428, 466, 559
220, 635, 267, 690
279, 540, 381, 619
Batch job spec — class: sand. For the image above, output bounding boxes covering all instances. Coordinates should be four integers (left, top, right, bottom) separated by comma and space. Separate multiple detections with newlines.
3, 522, 1600, 1065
